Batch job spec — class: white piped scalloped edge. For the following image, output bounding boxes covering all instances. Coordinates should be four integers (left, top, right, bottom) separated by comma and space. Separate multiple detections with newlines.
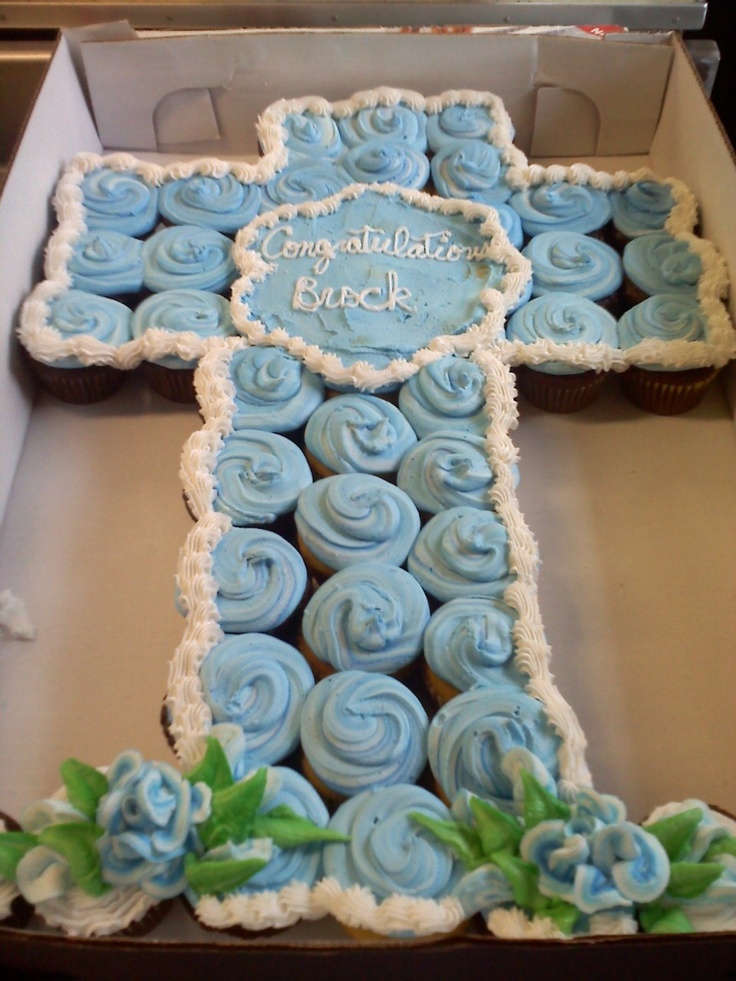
168, 339, 592, 937
17, 86, 735, 376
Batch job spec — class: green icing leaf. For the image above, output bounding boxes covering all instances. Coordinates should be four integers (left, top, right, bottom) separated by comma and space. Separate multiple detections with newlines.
59, 758, 109, 822
490, 850, 540, 910
184, 737, 234, 793
644, 808, 703, 862
252, 810, 350, 849
469, 796, 522, 857
541, 897, 580, 936
667, 861, 723, 899
704, 835, 736, 861
0, 831, 39, 881
639, 903, 695, 934
409, 811, 484, 870
184, 852, 268, 897
37, 822, 110, 897
520, 770, 570, 829
197, 767, 268, 850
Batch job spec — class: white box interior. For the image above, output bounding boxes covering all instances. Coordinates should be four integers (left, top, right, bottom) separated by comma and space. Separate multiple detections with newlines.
0, 27, 735, 944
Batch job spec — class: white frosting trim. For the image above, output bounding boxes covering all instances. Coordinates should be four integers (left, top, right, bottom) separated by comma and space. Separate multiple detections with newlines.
34, 885, 159, 938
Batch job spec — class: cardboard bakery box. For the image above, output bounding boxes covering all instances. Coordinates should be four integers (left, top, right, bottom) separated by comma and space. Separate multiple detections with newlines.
0, 26, 735, 978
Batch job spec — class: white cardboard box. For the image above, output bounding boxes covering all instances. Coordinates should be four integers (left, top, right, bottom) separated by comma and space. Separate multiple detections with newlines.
0, 26, 735, 966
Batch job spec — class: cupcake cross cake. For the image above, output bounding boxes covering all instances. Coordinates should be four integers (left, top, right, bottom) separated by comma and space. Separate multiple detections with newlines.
4, 87, 736, 943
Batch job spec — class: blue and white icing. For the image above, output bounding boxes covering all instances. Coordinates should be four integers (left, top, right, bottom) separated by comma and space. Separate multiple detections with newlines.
398, 355, 488, 437
407, 506, 514, 602
342, 140, 430, 189
618, 294, 708, 370
304, 393, 418, 475
210, 526, 307, 632
523, 231, 622, 302
68, 231, 144, 297
228, 346, 325, 432
623, 231, 702, 297
301, 671, 429, 797
295, 473, 420, 572
260, 157, 351, 211
213, 429, 313, 525
44, 290, 133, 368
280, 111, 343, 158
322, 784, 463, 901
431, 140, 513, 205
80, 167, 159, 237
427, 686, 562, 811
132, 289, 235, 368
422, 596, 521, 694
426, 104, 499, 151
142, 225, 236, 294
610, 179, 676, 240
509, 182, 612, 238
158, 174, 262, 233
397, 429, 498, 514
337, 105, 427, 151
300, 562, 430, 675
199, 633, 314, 766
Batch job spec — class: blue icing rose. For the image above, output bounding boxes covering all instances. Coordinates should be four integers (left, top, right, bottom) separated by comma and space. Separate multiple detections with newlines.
68, 230, 144, 297
96, 750, 211, 900
342, 139, 430, 189
229, 346, 325, 433
132, 289, 235, 369
430, 139, 513, 205
260, 156, 352, 211
617, 294, 708, 371
45, 290, 133, 368
622, 231, 702, 296
281, 111, 343, 158
142, 225, 236, 294
426, 104, 503, 152
397, 430, 498, 515
610, 179, 675, 239
80, 167, 159, 237
337, 105, 428, 152
509, 183, 612, 238
158, 174, 262, 233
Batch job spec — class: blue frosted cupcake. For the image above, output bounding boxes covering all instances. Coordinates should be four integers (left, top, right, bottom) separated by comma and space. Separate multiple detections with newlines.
622, 231, 702, 307
295, 474, 421, 578
212, 429, 313, 528
132, 289, 236, 402
342, 140, 430, 190
158, 173, 262, 234
430, 140, 512, 205
260, 158, 351, 212
80, 167, 159, 237
337, 105, 427, 152
67, 230, 144, 301
427, 685, 562, 811
210, 527, 308, 635
299, 562, 430, 678
523, 231, 623, 313
228, 346, 325, 434
199, 633, 314, 766
407, 506, 514, 604
322, 784, 465, 936
397, 430, 498, 518
300, 671, 429, 804
398, 356, 488, 438
27, 289, 133, 403
426, 104, 500, 152
506, 292, 618, 412
617, 293, 717, 414
609, 179, 677, 249
422, 596, 521, 705
304, 393, 418, 478
142, 225, 236, 294
280, 111, 343, 158
509, 182, 612, 240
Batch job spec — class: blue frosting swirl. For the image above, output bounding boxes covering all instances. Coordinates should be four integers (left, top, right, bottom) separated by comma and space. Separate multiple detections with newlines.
301, 671, 429, 797
46, 290, 133, 368
427, 686, 562, 810
295, 474, 420, 573
68, 230, 144, 296
338, 106, 428, 152
323, 784, 463, 901
260, 157, 351, 211
80, 167, 159, 237
142, 224, 236, 293
96, 750, 211, 900
229, 346, 325, 433
610, 180, 675, 239
622, 231, 702, 296
213, 429, 313, 525
301, 561, 430, 674
509, 182, 612, 238
407, 506, 514, 602
430, 139, 512, 204
132, 289, 235, 368
506, 292, 618, 375
423, 596, 521, 693
492, 202, 524, 249
210, 527, 307, 632
158, 174, 262, 233
304, 393, 418, 475
618, 294, 707, 371
281, 112, 343, 158
523, 231, 622, 302
397, 429, 497, 514
398, 356, 488, 438
342, 139, 430, 189
199, 633, 314, 766
426, 105, 499, 151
